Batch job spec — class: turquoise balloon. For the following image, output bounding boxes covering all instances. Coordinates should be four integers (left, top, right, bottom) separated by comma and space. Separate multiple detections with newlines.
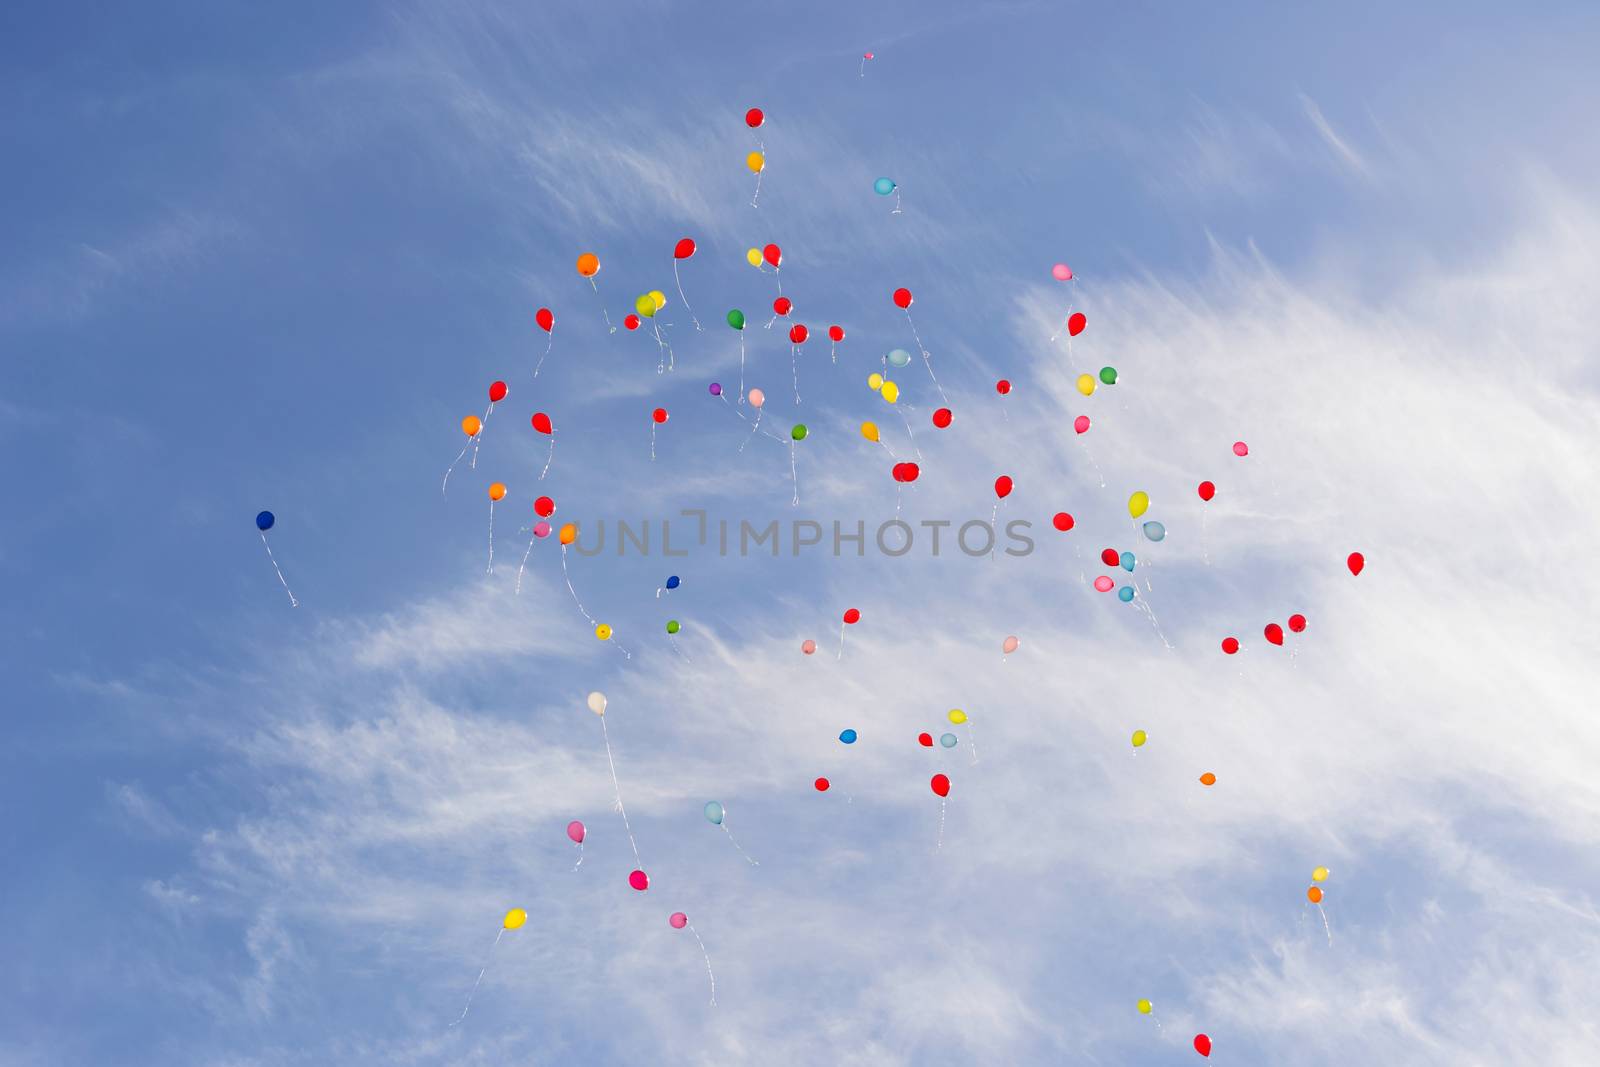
874, 177, 896, 196
1142, 521, 1166, 542
887, 348, 912, 367
703, 801, 724, 825
1120, 551, 1136, 572
839, 729, 858, 744
1118, 586, 1135, 602
939, 733, 958, 748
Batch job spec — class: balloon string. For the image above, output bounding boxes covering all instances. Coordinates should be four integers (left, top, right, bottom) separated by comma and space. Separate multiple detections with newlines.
259, 533, 299, 607
561, 547, 596, 626
516, 534, 535, 595
751, 168, 763, 208
486, 501, 496, 573
1318, 903, 1333, 947
966, 712, 979, 764
533, 329, 554, 380
589, 276, 615, 333
650, 422, 657, 462
876, 437, 898, 460
791, 346, 801, 405
539, 434, 555, 480
1080, 436, 1106, 488
836, 618, 846, 660
1134, 598, 1175, 651
738, 333, 746, 402
903, 310, 948, 404
442, 443, 471, 495
892, 188, 902, 215
774, 268, 782, 298
672, 260, 703, 330
990, 503, 998, 560
688, 924, 717, 1006
830, 341, 838, 364
470, 402, 489, 469
449, 927, 504, 1027
894, 403, 922, 460
572, 841, 583, 872
738, 408, 762, 453
599, 713, 642, 867
789, 441, 800, 507
720, 821, 759, 866
1201, 510, 1211, 567
669, 633, 690, 663
652, 320, 673, 374
936, 796, 946, 851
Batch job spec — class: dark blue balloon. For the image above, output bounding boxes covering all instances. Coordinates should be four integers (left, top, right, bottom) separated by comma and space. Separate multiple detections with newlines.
665, 575, 680, 589
839, 729, 858, 744
256, 511, 275, 532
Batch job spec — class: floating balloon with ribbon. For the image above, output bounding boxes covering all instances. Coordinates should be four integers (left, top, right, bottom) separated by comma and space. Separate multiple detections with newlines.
575, 251, 614, 332
668, 910, 717, 1005
702, 799, 758, 866
442, 412, 485, 495
253, 511, 298, 607
532, 308, 555, 378
874, 176, 902, 213
891, 285, 947, 403
485, 481, 506, 573
450, 907, 528, 1026
837, 606, 860, 659
531, 411, 556, 479
670, 237, 703, 330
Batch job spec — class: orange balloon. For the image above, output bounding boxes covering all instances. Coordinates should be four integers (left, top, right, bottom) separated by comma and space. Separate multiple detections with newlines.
488, 482, 507, 501
1307, 886, 1323, 904
576, 252, 600, 277
461, 415, 482, 437
558, 522, 577, 545
1199, 772, 1216, 786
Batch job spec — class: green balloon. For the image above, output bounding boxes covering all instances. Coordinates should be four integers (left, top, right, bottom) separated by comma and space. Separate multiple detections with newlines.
1099, 366, 1118, 385
791, 423, 808, 441
727, 308, 746, 330
666, 619, 681, 634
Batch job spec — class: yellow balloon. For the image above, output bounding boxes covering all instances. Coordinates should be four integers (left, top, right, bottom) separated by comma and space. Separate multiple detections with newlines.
559, 522, 577, 545
867, 373, 884, 391
1076, 373, 1097, 396
503, 907, 527, 930
1131, 729, 1147, 748
635, 293, 656, 319
649, 290, 667, 312
1128, 491, 1150, 519
947, 708, 967, 725
860, 421, 880, 443
595, 623, 612, 641
1137, 999, 1153, 1015
746, 247, 763, 268
1312, 866, 1330, 883
881, 381, 900, 404
746, 151, 765, 173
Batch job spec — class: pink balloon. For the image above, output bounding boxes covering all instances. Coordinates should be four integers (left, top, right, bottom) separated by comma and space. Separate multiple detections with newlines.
1093, 576, 1115, 592
533, 521, 552, 539
749, 388, 765, 409
1051, 263, 1073, 282
1074, 415, 1090, 434
628, 869, 649, 891
1002, 635, 1019, 654
863, 51, 874, 59
1233, 441, 1249, 457
801, 639, 816, 655
566, 820, 585, 844
669, 912, 688, 929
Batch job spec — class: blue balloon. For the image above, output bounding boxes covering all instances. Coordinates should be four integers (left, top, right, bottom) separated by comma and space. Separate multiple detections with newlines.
255, 511, 275, 532
1118, 586, 1135, 602
666, 575, 681, 589
874, 177, 897, 196
839, 729, 858, 744
1120, 551, 1136, 572
1142, 521, 1166, 542
939, 732, 958, 748
703, 801, 724, 825
887, 348, 912, 368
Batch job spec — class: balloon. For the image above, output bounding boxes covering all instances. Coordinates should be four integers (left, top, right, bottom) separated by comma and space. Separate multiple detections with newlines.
1100, 548, 1119, 566
745, 107, 764, 128
1118, 586, 1135, 602
843, 608, 860, 624
536, 307, 553, 332
930, 773, 950, 797
489, 380, 508, 403
1074, 415, 1090, 434
1075, 374, 1096, 396
1198, 480, 1216, 501
649, 290, 667, 311
1002, 635, 1019, 654
1264, 623, 1284, 646
1312, 866, 1330, 882
504, 908, 528, 930
940, 733, 958, 748
995, 379, 1011, 395
1128, 491, 1150, 518
462, 415, 482, 436
868, 372, 885, 390
1143, 521, 1166, 542
874, 177, 897, 195
1052, 512, 1075, 531
629, 869, 649, 891
624, 314, 640, 330
801, 639, 816, 655
788, 323, 808, 344
887, 348, 911, 368
670, 912, 688, 929
763, 243, 782, 267
746, 248, 763, 268
1308, 886, 1323, 904
1233, 441, 1249, 456
709, 382, 722, 396
1199, 772, 1216, 786
703, 801, 724, 825
995, 475, 1014, 499
488, 482, 507, 502
1120, 551, 1136, 572
1131, 730, 1147, 748
748, 388, 765, 408
576, 253, 600, 277
534, 496, 555, 517
559, 523, 577, 545
828, 325, 845, 342
255, 511, 275, 531
894, 462, 921, 483
531, 412, 553, 435
1052, 263, 1073, 282
665, 620, 680, 634
746, 151, 766, 173
814, 777, 830, 792
665, 575, 680, 589
1093, 368, 1116, 387
773, 296, 792, 317
791, 423, 808, 441
1194, 1034, 1211, 1058
919, 732, 934, 747
1348, 551, 1365, 575
860, 421, 881, 442
1288, 613, 1307, 633
566, 820, 585, 843
674, 237, 696, 260
533, 522, 550, 538
947, 708, 967, 725
924, 407, 951, 429
1093, 576, 1115, 592
1068, 312, 1086, 336
892, 287, 913, 309
1221, 637, 1239, 655
839, 729, 857, 744
727, 308, 746, 330
595, 623, 612, 641
635, 293, 656, 318
652, 407, 669, 424
1137, 999, 1152, 1015
881, 381, 900, 403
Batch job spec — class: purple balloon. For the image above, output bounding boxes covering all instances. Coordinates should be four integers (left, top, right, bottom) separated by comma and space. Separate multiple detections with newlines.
708, 382, 722, 396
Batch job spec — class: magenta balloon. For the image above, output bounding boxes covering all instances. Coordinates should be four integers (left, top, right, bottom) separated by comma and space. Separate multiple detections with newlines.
1093, 576, 1115, 592
1051, 263, 1073, 281
628, 869, 649, 891
533, 520, 552, 538
669, 912, 688, 929
1233, 440, 1249, 457
566, 820, 585, 844
1074, 415, 1090, 434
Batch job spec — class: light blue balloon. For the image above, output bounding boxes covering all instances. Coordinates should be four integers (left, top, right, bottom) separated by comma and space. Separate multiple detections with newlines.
939, 732, 958, 748
703, 801, 724, 825
1120, 551, 1136, 572
1142, 521, 1166, 542
874, 177, 897, 196
1118, 586, 1135, 602
887, 348, 912, 368
839, 729, 858, 744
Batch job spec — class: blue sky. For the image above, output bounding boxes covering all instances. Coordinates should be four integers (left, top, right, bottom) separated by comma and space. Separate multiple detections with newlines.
4, 2, 1600, 1064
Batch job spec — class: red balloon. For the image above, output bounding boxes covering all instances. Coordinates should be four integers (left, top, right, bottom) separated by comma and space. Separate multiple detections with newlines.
1193, 1034, 1211, 1058
673, 237, 696, 260
1348, 551, 1365, 575
534, 496, 555, 517
629, 869, 649, 891
746, 107, 765, 128
531, 412, 553, 435
762, 243, 782, 267
996, 379, 1011, 395
1101, 548, 1120, 567
789, 323, 809, 344
1288, 613, 1307, 633
624, 314, 641, 330
892, 287, 913, 309
828, 324, 844, 342
930, 773, 950, 798
843, 608, 861, 624
918, 732, 933, 747
1264, 623, 1284, 646
1052, 511, 1075, 532
535, 307, 554, 333
932, 407, 953, 428
814, 777, 829, 791
773, 296, 792, 316
1221, 637, 1240, 655
1198, 480, 1216, 501
995, 475, 1013, 499
488, 380, 508, 403
1067, 312, 1086, 336
893, 462, 920, 483
652, 407, 668, 424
